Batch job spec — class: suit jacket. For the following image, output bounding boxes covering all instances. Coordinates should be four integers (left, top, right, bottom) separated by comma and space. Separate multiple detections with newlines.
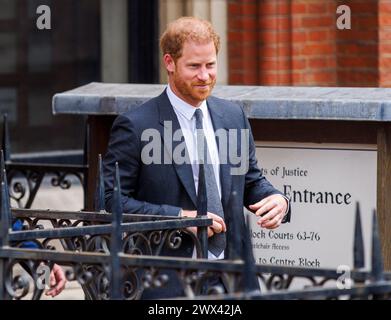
103, 89, 290, 298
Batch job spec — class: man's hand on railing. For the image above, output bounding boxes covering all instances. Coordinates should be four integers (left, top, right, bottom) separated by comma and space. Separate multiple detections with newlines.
45, 263, 67, 297
180, 210, 226, 238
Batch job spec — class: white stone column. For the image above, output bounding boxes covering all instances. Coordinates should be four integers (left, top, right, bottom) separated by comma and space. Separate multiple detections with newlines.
100, 0, 128, 83
186, 0, 210, 20
211, 0, 228, 84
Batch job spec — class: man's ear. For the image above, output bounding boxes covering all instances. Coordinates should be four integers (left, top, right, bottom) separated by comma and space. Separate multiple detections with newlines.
163, 54, 175, 73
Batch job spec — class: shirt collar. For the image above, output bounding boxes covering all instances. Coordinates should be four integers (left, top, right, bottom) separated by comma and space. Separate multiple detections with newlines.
166, 84, 208, 121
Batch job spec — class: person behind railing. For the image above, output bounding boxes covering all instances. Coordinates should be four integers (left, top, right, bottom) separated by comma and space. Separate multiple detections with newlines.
12, 219, 66, 297
103, 16, 290, 299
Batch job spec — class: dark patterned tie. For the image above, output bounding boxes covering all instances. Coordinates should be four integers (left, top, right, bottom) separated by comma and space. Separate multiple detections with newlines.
194, 108, 226, 257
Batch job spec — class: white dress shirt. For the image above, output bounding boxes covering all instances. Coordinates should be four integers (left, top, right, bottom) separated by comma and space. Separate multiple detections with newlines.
166, 84, 224, 259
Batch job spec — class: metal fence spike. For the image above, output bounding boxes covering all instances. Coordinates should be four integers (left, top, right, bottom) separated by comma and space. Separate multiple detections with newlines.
371, 209, 384, 281
113, 162, 123, 225
2, 114, 10, 162
3, 175, 10, 213
354, 202, 365, 269
3, 170, 10, 219
196, 163, 208, 258
95, 154, 105, 212
110, 162, 123, 299
0, 150, 5, 183
196, 163, 207, 217
0, 182, 10, 247
242, 215, 259, 295
226, 191, 241, 260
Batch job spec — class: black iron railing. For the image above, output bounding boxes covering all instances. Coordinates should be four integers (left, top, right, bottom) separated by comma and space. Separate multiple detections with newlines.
1, 152, 391, 300
2, 114, 89, 209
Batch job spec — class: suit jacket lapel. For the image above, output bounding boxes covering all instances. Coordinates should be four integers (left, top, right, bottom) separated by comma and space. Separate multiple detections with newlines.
157, 90, 197, 207
207, 98, 233, 209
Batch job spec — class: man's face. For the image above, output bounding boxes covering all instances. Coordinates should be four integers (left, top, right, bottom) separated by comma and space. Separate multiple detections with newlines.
165, 40, 217, 107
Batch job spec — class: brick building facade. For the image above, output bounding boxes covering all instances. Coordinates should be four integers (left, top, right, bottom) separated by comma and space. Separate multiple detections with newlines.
228, 0, 389, 87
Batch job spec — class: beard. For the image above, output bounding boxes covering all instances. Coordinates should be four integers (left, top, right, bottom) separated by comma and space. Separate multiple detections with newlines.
172, 72, 216, 105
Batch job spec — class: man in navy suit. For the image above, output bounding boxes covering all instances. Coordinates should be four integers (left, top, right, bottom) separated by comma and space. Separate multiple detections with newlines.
103, 16, 290, 298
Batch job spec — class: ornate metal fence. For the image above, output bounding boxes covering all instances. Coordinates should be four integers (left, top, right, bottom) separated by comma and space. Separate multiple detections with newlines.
2, 115, 89, 209
1, 153, 391, 300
